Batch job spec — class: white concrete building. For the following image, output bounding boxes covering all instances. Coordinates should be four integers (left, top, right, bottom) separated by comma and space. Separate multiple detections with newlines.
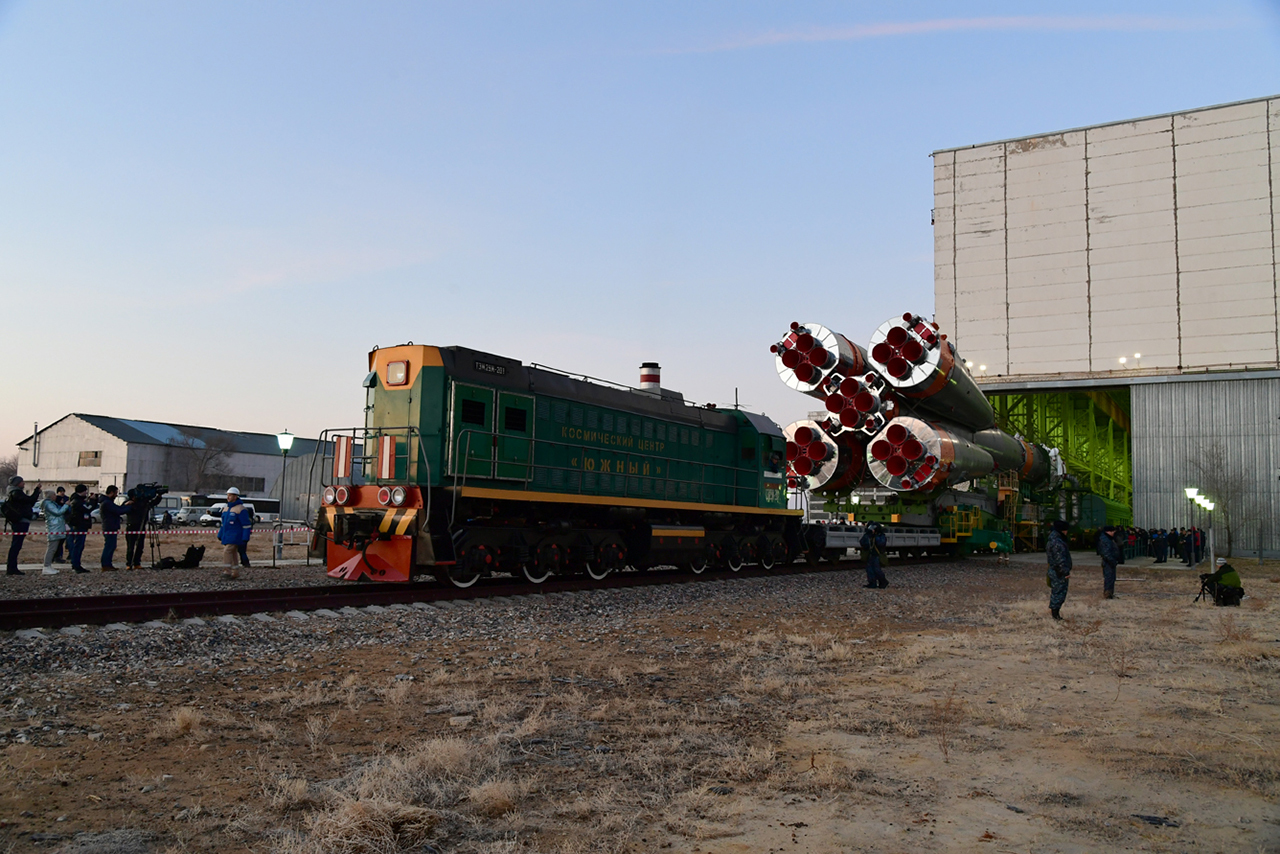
15, 414, 318, 498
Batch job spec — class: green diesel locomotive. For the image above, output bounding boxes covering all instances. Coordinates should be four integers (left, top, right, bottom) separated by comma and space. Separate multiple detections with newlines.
312, 343, 801, 586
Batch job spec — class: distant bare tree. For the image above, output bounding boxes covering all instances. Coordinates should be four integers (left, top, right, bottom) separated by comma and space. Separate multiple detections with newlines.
1189, 440, 1255, 558
163, 437, 235, 493
0, 455, 16, 484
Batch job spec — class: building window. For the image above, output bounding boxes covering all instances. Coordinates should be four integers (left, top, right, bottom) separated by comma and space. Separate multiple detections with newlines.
78, 451, 102, 467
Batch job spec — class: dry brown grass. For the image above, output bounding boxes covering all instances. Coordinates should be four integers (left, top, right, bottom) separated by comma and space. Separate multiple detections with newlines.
277, 798, 438, 854
150, 706, 204, 740
1214, 613, 1256, 644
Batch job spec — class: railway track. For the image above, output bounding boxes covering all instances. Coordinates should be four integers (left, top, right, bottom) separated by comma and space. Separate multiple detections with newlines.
0, 559, 896, 632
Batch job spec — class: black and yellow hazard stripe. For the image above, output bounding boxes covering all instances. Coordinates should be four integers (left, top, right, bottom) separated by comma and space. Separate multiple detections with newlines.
324, 506, 417, 535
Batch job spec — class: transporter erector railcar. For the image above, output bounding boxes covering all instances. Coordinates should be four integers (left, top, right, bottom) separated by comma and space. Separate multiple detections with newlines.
312, 344, 801, 586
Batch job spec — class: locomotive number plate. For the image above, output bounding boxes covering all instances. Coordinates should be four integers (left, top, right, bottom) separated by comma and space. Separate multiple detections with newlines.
474, 360, 507, 376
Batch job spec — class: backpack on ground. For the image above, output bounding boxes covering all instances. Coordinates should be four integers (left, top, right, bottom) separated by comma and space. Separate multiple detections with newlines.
175, 545, 205, 569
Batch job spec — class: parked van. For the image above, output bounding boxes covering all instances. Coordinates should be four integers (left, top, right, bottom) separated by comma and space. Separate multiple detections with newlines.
199, 502, 256, 527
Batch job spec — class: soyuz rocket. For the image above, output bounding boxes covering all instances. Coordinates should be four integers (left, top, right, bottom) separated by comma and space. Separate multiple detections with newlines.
771, 313, 1051, 497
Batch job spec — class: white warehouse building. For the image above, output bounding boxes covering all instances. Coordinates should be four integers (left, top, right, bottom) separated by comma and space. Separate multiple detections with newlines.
932, 94, 1280, 556
15, 414, 319, 499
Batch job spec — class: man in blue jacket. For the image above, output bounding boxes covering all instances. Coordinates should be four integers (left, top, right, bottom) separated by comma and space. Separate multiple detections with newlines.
218, 487, 252, 580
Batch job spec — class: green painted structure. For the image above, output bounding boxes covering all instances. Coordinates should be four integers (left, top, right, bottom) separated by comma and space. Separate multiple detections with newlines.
987, 388, 1133, 518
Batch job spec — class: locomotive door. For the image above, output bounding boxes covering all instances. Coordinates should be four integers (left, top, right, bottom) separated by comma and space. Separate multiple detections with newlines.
450, 383, 495, 478
495, 392, 534, 480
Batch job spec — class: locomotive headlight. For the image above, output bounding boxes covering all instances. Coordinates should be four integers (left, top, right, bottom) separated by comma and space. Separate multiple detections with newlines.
335, 486, 350, 505
391, 486, 406, 506
377, 487, 391, 506
323, 486, 336, 505
386, 361, 408, 386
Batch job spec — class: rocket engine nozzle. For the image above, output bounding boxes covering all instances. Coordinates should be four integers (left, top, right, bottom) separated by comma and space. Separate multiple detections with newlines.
865, 416, 996, 492
773, 322, 868, 399
783, 419, 867, 494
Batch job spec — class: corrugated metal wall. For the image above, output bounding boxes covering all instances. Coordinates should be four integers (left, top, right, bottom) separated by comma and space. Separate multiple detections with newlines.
1132, 376, 1280, 557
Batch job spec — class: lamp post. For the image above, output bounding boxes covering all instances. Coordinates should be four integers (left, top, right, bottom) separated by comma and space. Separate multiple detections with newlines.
1202, 498, 1216, 568
275, 430, 294, 567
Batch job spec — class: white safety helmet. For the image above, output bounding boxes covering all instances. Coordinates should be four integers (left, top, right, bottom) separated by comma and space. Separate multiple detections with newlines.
226, 487, 241, 496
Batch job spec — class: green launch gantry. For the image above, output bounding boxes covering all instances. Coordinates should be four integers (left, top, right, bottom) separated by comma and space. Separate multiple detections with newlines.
987, 389, 1132, 512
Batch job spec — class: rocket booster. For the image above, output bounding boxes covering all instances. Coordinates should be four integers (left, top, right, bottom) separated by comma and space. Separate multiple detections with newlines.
771, 311, 1055, 496
866, 313, 995, 432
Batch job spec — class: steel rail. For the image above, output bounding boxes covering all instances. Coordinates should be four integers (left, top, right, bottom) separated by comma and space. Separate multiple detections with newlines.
0, 556, 953, 631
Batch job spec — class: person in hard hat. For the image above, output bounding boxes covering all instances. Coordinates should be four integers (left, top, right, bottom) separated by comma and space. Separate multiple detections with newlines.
1046, 519, 1072, 620
1200, 557, 1243, 607
218, 487, 252, 580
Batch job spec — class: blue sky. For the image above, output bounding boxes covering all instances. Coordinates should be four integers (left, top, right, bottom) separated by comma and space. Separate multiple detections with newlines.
2, 1, 1278, 454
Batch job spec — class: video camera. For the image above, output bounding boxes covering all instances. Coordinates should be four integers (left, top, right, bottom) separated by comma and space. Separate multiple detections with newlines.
127, 482, 169, 510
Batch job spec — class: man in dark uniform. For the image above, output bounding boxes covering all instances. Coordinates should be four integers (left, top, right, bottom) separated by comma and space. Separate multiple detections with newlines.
859, 523, 888, 589
1046, 519, 1072, 620
1098, 524, 1123, 599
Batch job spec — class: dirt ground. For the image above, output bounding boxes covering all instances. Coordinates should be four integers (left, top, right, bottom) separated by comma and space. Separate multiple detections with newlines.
0, 553, 1276, 853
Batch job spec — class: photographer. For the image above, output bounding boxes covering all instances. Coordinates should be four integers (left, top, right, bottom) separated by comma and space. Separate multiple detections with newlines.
124, 488, 151, 570
4, 476, 41, 576
98, 485, 130, 571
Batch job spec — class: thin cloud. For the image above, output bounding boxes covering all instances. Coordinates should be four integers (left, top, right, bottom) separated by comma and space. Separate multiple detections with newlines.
670, 16, 1242, 54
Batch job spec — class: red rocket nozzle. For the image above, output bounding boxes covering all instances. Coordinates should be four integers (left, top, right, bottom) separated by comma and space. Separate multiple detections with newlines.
886, 455, 908, 476
853, 391, 878, 413
901, 339, 924, 363
886, 326, 908, 347
769, 344, 779, 354
793, 425, 816, 446
807, 346, 829, 367
838, 377, 860, 396
793, 457, 814, 476
787, 477, 798, 488
806, 441, 828, 461
780, 349, 802, 369
901, 438, 924, 460
902, 312, 914, 322
825, 394, 846, 413
871, 342, 894, 364
785, 441, 799, 461
900, 478, 914, 490
793, 363, 815, 383
839, 409, 863, 428
795, 333, 815, 352
885, 423, 908, 445
925, 454, 937, 466
886, 357, 911, 379
790, 321, 800, 331
870, 440, 893, 461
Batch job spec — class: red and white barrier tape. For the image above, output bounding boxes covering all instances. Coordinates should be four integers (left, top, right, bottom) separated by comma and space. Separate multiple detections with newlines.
0, 527, 313, 538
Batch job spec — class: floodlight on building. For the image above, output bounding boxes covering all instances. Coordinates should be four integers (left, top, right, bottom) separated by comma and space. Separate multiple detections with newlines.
1119, 357, 1127, 365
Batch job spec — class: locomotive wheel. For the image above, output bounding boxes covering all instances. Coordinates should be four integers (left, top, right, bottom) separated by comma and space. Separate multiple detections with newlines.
448, 544, 491, 588
522, 562, 553, 584
757, 536, 776, 570
686, 555, 708, 574
805, 548, 821, 567
724, 538, 743, 572
588, 539, 627, 581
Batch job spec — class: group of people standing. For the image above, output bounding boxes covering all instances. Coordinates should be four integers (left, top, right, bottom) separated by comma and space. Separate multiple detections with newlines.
4, 477, 253, 576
